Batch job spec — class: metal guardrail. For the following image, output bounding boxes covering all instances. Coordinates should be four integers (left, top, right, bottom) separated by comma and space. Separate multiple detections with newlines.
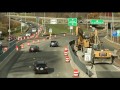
0, 36, 28, 63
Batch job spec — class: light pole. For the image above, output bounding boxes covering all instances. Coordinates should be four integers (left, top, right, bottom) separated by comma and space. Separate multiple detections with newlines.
44, 12, 46, 33
87, 14, 88, 31
21, 15, 23, 33
8, 12, 11, 37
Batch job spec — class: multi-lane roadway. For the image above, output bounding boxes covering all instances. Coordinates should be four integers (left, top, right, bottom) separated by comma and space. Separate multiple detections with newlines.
0, 34, 76, 78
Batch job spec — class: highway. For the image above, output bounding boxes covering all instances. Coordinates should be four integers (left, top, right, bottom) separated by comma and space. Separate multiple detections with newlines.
0, 34, 75, 78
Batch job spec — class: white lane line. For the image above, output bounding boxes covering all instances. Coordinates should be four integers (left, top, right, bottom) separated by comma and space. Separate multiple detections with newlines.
112, 65, 120, 71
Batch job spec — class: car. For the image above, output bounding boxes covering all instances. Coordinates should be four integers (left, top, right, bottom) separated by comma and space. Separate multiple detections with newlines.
50, 41, 59, 47
33, 61, 48, 74
26, 33, 31, 36
29, 45, 40, 52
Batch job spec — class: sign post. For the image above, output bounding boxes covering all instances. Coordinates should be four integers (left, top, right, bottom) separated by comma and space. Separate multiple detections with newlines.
49, 28, 52, 39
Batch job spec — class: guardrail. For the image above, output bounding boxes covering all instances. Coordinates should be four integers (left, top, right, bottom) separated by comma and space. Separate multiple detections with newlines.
68, 40, 93, 77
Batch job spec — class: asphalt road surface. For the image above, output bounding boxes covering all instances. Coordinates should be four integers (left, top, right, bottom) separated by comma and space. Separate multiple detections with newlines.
0, 34, 76, 78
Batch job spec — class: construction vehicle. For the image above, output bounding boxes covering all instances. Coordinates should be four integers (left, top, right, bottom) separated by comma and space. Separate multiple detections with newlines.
75, 26, 94, 51
91, 29, 113, 64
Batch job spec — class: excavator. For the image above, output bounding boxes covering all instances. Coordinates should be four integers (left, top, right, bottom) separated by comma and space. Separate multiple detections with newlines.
75, 26, 94, 52
91, 28, 113, 64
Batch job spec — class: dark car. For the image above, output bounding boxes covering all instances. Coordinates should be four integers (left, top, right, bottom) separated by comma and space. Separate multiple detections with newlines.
50, 41, 59, 47
33, 61, 48, 74
29, 45, 40, 52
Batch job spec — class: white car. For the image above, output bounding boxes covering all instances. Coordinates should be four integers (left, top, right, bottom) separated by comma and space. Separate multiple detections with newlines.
26, 33, 31, 36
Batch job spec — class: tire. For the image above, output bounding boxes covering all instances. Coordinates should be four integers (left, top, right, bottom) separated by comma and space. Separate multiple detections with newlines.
109, 57, 113, 64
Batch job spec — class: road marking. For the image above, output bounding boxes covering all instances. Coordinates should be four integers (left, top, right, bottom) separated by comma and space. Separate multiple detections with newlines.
112, 65, 120, 71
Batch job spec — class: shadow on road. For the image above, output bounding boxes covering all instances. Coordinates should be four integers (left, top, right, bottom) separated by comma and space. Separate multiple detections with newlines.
48, 68, 54, 74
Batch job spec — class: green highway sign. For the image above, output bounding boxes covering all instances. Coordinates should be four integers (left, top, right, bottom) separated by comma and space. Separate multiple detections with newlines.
90, 19, 104, 24
68, 18, 77, 26
117, 30, 120, 36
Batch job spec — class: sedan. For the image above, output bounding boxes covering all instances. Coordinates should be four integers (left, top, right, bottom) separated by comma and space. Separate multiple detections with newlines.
29, 45, 40, 52
50, 41, 59, 47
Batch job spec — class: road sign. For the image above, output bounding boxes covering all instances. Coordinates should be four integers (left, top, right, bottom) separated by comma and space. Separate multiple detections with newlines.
112, 31, 117, 37
90, 19, 104, 24
68, 18, 77, 26
8, 29, 11, 32
49, 28, 52, 33
21, 22, 25, 26
84, 53, 91, 61
50, 19, 57, 24
117, 30, 120, 36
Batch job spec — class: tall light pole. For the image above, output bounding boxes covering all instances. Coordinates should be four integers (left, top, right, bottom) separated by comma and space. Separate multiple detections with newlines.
8, 12, 11, 37
87, 14, 88, 31
44, 12, 46, 33
21, 14, 22, 33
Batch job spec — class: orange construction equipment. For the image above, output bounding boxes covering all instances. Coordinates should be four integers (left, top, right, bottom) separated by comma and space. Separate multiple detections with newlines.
65, 56, 70, 62
20, 44, 24, 49
16, 46, 19, 51
73, 69, 79, 78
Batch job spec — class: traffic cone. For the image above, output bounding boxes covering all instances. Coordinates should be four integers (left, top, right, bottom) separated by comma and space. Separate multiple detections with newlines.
16, 46, 19, 51
20, 44, 24, 49
65, 56, 70, 62
3, 47, 8, 52
64, 50, 68, 56
73, 69, 79, 78
64, 47, 68, 52
27, 42, 30, 46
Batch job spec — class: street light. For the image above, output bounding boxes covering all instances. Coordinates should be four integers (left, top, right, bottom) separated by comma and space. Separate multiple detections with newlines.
87, 14, 88, 31
8, 12, 11, 37
44, 12, 46, 33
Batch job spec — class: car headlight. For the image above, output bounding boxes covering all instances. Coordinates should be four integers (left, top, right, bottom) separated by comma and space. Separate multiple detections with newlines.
36, 67, 39, 70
